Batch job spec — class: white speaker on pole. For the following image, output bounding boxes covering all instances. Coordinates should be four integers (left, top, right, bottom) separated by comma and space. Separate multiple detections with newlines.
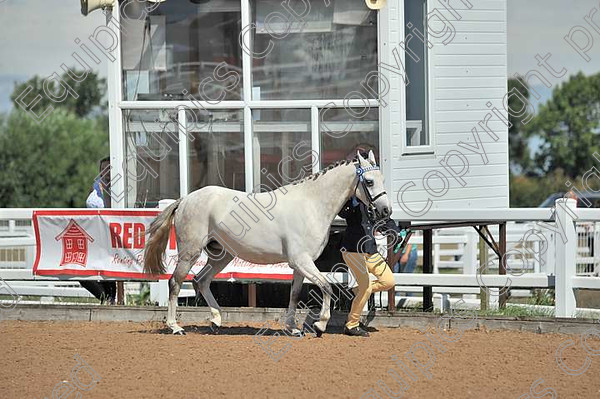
365, 0, 386, 10
81, 0, 168, 16
80, 0, 115, 16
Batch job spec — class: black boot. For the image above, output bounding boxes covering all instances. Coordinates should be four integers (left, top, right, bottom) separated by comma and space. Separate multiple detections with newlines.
344, 325, 370, 337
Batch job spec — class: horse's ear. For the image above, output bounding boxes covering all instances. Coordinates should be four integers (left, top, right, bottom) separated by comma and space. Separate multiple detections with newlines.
356, 150, 365, 162
368, 150, 376, 165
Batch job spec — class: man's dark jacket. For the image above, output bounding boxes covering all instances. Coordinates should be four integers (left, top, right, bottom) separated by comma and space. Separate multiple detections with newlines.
338, 198, 400, 254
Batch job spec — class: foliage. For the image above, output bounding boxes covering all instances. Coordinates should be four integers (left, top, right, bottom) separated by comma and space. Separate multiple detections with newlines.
127, 283, 152, 306
9, 70, 107, 118
507, 77, 533, 174
528, 289, 555, 306
0, 109, 108, 207
477, 305, 554, 318
0, 69, 108, 207
509, 168, 569, 207
525, 72, 600, 177
509, 72, 600, 206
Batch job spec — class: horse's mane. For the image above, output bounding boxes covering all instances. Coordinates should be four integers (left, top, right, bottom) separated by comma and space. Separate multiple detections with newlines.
290, 158, 356, 186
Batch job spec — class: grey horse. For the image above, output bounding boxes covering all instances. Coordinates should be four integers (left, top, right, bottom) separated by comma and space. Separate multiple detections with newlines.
143, 151, 391, 335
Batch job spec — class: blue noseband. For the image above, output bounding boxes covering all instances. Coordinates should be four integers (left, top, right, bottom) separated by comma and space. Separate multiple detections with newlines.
355, 165, 380, 182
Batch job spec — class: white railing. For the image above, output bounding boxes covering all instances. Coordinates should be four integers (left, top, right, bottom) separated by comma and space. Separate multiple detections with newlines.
1, 199, 599, 317
0, 208, 134, 302
576, 222, 600, 275
388, 199, 600, 317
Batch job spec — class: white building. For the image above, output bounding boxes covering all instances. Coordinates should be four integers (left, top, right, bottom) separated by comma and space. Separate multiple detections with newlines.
97, 0, 509, 213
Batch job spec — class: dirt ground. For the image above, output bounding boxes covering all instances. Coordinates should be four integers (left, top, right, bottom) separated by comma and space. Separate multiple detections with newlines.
1, 320, 599, 399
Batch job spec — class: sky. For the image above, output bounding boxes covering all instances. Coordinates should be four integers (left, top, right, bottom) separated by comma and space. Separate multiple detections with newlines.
507, 0, 600, 110
0, 0, 107, 112
507, 0, 600, 78
0, 0, 599, 112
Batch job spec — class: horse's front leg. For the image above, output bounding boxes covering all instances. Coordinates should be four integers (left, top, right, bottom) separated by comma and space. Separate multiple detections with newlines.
290, 254, 334, 337
283, 270, 304, 337
313, 279, 333, 336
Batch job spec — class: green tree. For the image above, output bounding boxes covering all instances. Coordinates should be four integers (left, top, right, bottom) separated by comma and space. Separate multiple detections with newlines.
10, 70, 107, 118
507, 77, 533, 175
1, 69, 109, 207
0, 109, 108, 207
526, 72, 600, 177
509, 168, 568, 207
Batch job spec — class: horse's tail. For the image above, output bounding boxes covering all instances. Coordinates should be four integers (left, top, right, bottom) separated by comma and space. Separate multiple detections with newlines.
143, 198, 182, 276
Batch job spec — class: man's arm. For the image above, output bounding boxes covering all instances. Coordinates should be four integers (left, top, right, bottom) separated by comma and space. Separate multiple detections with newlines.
382, 218, 401, 233
337, 200, 353, 219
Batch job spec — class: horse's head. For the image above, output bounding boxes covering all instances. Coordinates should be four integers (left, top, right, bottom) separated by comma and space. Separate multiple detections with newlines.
354, 150, 391, 220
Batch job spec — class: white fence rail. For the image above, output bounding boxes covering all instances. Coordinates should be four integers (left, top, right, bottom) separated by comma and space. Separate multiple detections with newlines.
1, 199, 600, 317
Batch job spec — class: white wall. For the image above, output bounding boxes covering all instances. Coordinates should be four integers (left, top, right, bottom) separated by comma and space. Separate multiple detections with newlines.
381, 0, 509, 215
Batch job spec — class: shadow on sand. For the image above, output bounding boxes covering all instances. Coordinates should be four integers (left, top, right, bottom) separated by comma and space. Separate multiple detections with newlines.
133, 321, 379, 336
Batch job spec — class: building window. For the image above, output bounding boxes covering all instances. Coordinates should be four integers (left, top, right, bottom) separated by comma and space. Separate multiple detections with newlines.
251, 0, 378, 100
77, 239, 84, 249
404, 0, 430, 151
121, 0, 242, 101
188, 110, 245, 192
115, 0, 382, 206
66, 239, 73, 250
252, 109, 313, 191
320, 107, 379, 166
124, 109, 180, 207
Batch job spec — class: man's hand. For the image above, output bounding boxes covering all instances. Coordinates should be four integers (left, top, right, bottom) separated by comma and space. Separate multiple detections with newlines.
400, 248, 410, 264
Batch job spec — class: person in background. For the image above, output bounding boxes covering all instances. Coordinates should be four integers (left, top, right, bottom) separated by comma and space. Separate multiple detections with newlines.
98, 157, 111, 208
393, 229, 417, 274
392, 230, 418, 298
85, 176, 105, 208
80, 157, 117, 305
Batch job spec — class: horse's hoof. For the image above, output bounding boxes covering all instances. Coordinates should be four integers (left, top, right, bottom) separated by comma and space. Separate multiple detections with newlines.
210, 322, 220, 334
301, 322, 313, 335
173, 329, 186, 336
301, 322, 323, 337
312, 323, 324, 338
289, 328, 304, 338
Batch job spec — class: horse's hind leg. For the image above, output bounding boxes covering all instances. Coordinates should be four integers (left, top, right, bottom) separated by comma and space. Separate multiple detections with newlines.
195, 242, 234, 331
167, 250, 200, 335
283, 270, 304, 337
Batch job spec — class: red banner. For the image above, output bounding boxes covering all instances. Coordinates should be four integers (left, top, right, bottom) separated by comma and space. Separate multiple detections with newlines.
33, 210, 293, 281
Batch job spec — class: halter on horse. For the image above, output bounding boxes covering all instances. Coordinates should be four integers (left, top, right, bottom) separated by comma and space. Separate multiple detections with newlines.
355, 162, 389, 221
143, 150, 390, 335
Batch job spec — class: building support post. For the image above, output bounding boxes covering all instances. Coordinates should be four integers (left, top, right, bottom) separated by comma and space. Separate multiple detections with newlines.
423, 229, 433, 312
479, 235, 488, 311
117, 283, 124, 305
499, 222, 507, 308
248, 283, 257, 307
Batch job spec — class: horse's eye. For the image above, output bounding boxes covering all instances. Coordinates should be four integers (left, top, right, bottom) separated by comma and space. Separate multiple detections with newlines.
366, 180, 374, 187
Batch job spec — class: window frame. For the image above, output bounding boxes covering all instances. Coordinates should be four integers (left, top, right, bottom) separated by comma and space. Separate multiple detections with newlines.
400, 0, 434, 156
109, 0, 384, 207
